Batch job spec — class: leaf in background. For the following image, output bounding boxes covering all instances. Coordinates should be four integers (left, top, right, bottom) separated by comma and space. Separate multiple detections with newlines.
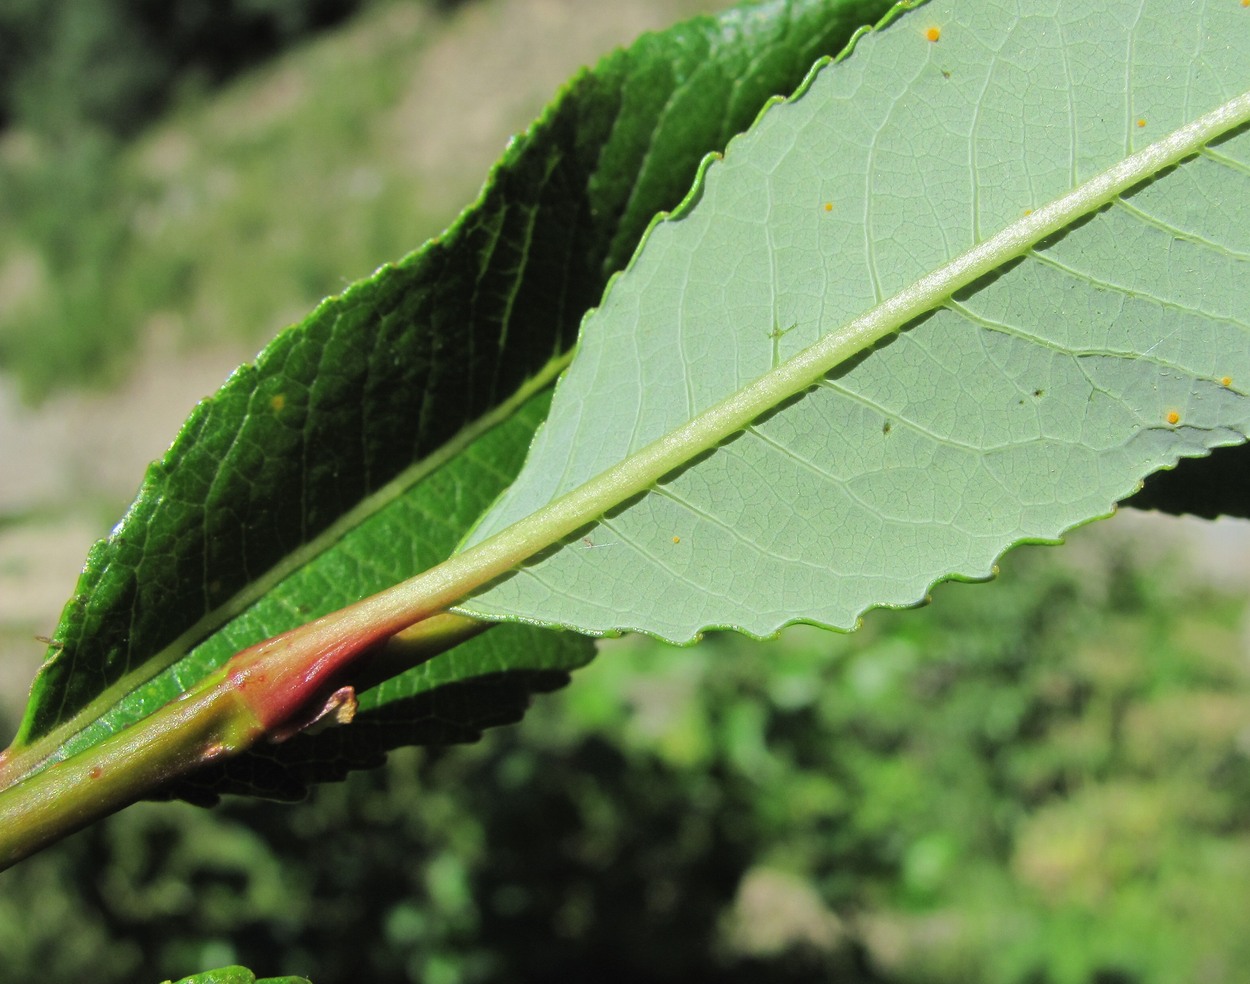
166, 968, 310, 984
2, 0, 893, 796
459, 0, 1250, 641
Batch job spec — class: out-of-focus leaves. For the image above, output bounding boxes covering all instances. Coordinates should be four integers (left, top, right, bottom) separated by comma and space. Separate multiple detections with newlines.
166, 968, 311, 984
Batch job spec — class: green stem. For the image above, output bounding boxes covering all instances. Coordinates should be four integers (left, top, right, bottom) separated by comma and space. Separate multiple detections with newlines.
0, 667, 262, 869
0, 348, 573, 792
0, 612, 485, 870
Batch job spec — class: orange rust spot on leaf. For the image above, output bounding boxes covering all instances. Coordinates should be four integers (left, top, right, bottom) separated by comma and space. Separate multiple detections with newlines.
925, 25, 941, 41
1166, 410, 1180, 425
823, 201, 834, 212
89, 766, 104, 780
1222, 376, 1233, 387
1136, 118, 1147, 128
270, 394, 286, 413
672, 536, 681, 544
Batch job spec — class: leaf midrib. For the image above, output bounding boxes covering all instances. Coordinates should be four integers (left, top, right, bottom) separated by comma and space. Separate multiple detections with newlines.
398, 88, 1250, 628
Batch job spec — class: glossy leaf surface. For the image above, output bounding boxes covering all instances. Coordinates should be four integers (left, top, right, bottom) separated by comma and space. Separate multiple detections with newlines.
6, 0, 893, 794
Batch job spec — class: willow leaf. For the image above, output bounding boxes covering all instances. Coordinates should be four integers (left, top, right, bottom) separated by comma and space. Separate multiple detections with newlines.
458, 0, 1250, 640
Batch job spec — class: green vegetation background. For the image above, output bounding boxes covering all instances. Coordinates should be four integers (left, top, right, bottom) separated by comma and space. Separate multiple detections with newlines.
2, 2, 1249, 983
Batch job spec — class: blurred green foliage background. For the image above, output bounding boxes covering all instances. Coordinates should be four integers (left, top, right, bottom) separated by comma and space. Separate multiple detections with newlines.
1, 2, 1249, 982
5, 539, 1250, 983
0, 0, 440, 397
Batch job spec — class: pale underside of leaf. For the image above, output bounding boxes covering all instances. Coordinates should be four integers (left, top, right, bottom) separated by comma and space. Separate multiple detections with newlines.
457, 0, 1250, 642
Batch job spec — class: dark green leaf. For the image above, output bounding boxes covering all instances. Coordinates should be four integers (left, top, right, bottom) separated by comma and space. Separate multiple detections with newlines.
5, 0, 894, 797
